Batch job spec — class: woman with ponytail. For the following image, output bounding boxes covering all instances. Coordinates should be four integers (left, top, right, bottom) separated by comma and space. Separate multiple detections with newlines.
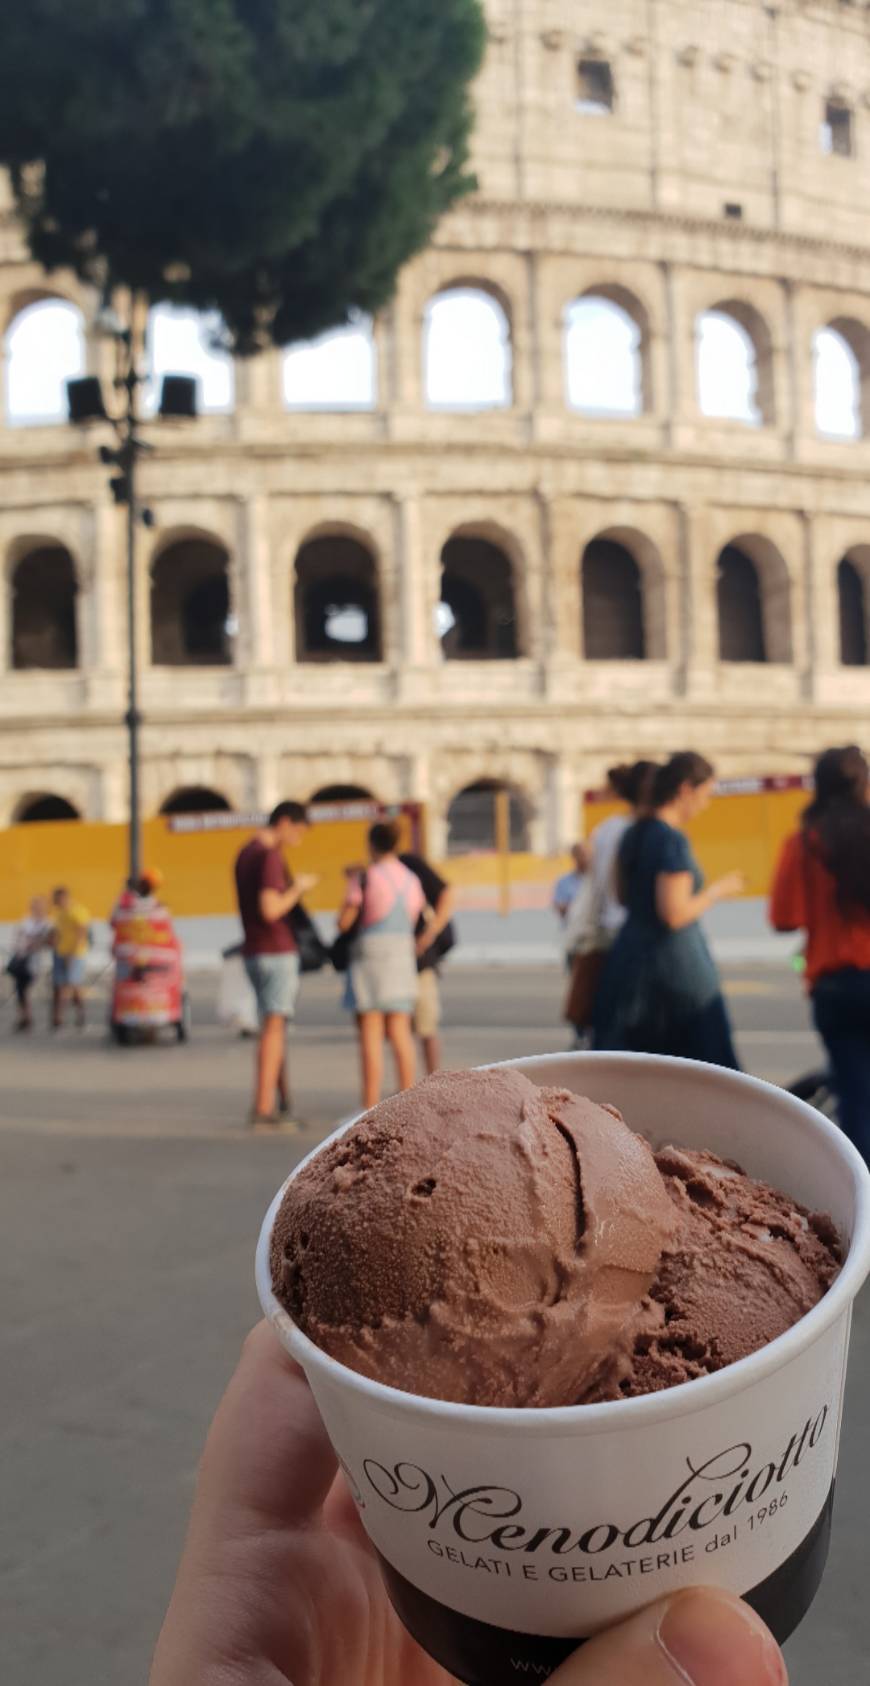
771, 745, 870, 1160
593, 751, 743, 1066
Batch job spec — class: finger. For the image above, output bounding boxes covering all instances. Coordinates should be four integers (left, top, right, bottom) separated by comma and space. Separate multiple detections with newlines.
549, 1588, 787, 1686
189, 1321, 338, 1545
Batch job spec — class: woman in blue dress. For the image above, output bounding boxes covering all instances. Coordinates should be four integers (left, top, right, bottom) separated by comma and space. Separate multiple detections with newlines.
593, 752, 744, 1067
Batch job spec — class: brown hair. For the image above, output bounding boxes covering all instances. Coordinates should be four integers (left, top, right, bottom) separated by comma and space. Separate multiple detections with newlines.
608, 760, 659, 808
652, 752, 715, 810
803, 745, 870, 915
368, 818, 401, 856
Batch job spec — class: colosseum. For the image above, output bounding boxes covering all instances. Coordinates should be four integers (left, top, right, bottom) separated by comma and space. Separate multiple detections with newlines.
2, 0, 870, 856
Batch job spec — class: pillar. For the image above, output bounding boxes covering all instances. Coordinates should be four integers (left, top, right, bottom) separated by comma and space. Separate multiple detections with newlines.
237, 496, 275, 670
393, 493, 432, 669
675, 504, 717, 697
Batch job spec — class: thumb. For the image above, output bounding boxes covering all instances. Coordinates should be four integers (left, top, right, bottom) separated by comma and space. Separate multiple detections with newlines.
549, 1588, 787, 1686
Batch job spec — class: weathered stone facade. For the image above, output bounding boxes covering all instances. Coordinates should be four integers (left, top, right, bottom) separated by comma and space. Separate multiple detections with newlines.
2, 0, 870, 854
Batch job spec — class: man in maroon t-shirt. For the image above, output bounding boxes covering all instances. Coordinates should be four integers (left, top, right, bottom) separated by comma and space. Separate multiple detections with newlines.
234, 801, 317, 1129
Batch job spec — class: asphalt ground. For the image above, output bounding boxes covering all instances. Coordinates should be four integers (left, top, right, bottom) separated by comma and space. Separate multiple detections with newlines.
3, 964, 867, 1686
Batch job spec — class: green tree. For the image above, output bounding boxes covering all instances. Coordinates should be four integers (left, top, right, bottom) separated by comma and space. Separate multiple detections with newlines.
0, 0, 486, 351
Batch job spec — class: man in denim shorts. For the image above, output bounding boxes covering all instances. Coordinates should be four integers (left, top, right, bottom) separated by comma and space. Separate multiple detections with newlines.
234, 802, 317, 1130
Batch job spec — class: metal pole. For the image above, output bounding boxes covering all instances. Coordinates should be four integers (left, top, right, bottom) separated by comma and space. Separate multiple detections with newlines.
122, 335, 142, 884
494, 787, 511, 919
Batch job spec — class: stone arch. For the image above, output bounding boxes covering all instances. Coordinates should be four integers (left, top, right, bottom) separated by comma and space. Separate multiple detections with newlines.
439, 526, 522, 659
696, 300, 774, 426
837, 551, 870, 667
581, 528, 666, 661
814, 319, 870, 439
294, 528, 382, 662
12, 792, 81, 823
145, 304, 234, 415
564, 286, 649, 415
4, 295, 86, 425
439, 533, 518, 659
446, 778, 532, 855
10, 542, 79, 669
150, 532, 232, 666
716, 535, 792, 664
423, 284, 512, 409
159, 786, 233, 815
309, 783, 376, 803
283, 313, 377, 410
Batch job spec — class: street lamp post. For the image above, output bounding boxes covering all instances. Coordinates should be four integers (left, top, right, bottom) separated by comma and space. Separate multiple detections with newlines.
117, 329, 146, 884
67, 304, 197, 885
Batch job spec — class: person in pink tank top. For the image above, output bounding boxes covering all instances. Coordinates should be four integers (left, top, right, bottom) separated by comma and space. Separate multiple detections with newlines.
336, 819, 426, 1108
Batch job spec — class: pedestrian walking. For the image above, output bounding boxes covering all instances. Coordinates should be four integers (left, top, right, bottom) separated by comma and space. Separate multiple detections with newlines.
400, 845, 456, 1076
51, 885, 92, 1029
551, 843, 589, 926
6, 895, 53, 1031
563, 761, 658, 1040
233, 802, 317, 1131
593, 752, 743, 1066
336, 820, 425, 1109
770, 744, 870, 1162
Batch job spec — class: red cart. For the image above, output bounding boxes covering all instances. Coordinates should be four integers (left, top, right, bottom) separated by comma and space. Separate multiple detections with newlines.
110, 893, 190, 1044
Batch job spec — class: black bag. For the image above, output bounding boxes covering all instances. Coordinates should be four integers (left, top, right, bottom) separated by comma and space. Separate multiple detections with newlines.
331, 872, 366, 973
6, 953, 31, 984
416, 918, 457, 973
286, 903, 330, 975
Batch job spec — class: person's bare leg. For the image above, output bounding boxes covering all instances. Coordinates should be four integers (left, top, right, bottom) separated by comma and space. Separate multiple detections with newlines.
386, 1012, 416, 1093
420, 1033, 441, 1076
276, 1053, 290, 1113
359, 1012, 385, 1110
52, 983, 64, 1029
254, 1014, 286, 1117
72, 987, 86, 1029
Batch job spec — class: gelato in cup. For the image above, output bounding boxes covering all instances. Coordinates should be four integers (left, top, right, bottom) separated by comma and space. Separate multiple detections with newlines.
255, 1054, 870, 1685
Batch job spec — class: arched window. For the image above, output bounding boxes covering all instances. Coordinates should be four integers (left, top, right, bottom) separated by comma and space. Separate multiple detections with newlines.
697, 306, 770, 425
283, 314, 376, 409
295, 535, 381, 662
5, 299, 86, 425
717, 545, 767, 662
447, 780, 530, 855
423, 288, 512, 409
11, 546, 78, 669
564, 293, 645, 415
160, 787, 232, 815
13, 793, 80, 823
145, 305, 234, 414
151, 537, 232, 666
439, 535, 519, 659
814, 322, 869, 439
838, 558, 869, 666
581, 537, 645, 660
309, 784, 376, 803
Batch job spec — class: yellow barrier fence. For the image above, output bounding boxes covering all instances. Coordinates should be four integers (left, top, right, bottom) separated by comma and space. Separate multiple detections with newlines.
0, 779, 812, 924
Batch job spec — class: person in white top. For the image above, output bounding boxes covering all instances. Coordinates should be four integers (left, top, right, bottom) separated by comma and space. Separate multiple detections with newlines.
566, 762, 660, 958
7, 895, 54, 1031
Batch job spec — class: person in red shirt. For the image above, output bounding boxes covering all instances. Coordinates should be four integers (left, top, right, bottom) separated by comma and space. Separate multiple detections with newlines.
770, 745, 870, 1161
234, 802, 317, 1130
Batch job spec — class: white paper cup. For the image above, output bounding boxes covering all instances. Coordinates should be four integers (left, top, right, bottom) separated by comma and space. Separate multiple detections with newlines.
255, 1054, 870, 1685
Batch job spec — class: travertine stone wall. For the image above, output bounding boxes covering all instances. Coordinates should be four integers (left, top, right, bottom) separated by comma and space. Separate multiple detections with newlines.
2, 0, 870, 853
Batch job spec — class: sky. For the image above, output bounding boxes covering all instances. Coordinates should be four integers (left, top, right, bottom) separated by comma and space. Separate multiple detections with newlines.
3, 291, 860, 435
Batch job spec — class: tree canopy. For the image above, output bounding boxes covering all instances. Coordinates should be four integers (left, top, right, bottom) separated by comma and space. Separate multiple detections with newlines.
0, 0, 486, 352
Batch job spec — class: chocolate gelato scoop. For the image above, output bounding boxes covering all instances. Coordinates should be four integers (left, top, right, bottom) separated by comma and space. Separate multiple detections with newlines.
270, 1069, 842, 1408
592, 1145, 842, 1400
270, 1067, 677, 1406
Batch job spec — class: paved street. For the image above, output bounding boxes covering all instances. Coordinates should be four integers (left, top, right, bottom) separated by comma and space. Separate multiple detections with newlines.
2, 964, 867, 1685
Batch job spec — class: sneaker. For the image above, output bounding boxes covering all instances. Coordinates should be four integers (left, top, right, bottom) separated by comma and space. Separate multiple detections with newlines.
250, 1114, 302, 1135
